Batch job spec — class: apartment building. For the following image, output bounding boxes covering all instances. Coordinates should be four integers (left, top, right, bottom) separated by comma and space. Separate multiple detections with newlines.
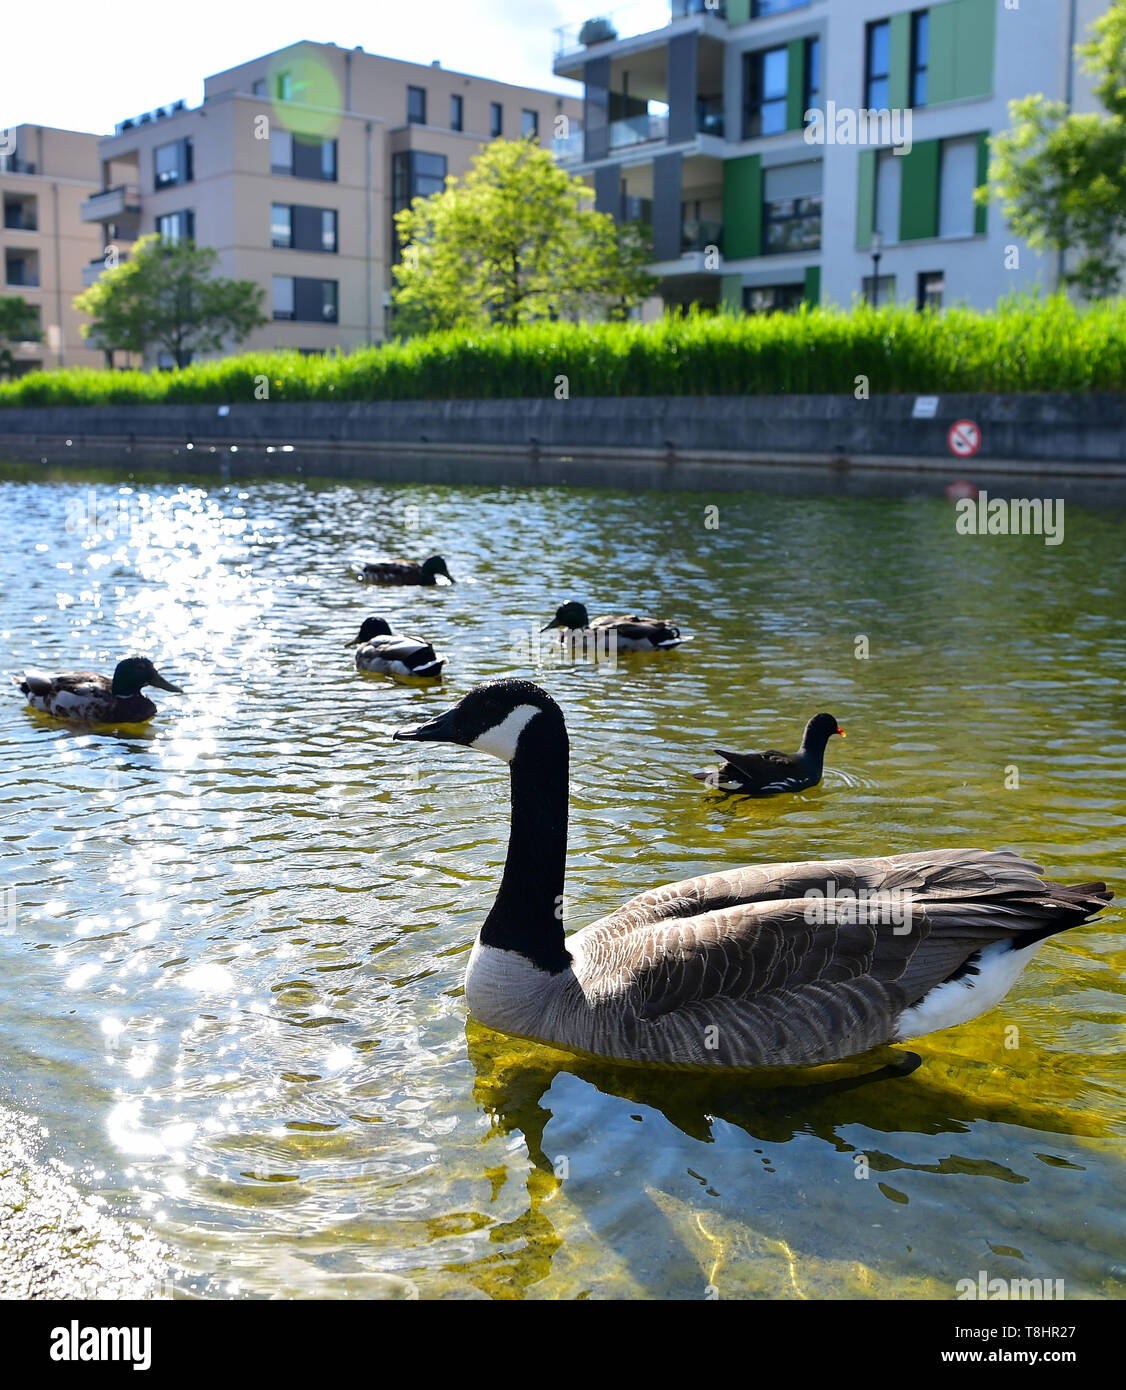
82, 42, 582, 361
552, 0, 1105, 314
0, 125, 106, 370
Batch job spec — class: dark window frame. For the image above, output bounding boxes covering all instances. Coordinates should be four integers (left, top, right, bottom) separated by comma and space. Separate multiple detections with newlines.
865, 20, 891, 109
910, 10, 929, 107
154, 136, 193, 191
407, 86, 427, 125
803, 35, 821, 117
450, 94, 463, 132
762, 192, 823, 255
743, 47, 789, 139
521, 108, 539, 139
743, 282, 805, 314
490, 102, 503, 138
917, 269, 944, 310
157, 208, 195, 244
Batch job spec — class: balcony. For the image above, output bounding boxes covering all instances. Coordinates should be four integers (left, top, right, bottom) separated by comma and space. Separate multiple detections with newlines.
80, 185, 141, 223
610, 111, 669, 150
551, 129, 585, 163
682, 218, 722, 253
82, 253, 130, 288
0, 155, 37, 175
554, 0, 725, 60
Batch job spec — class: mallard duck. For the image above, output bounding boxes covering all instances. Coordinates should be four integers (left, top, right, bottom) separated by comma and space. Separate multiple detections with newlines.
394, 679, 1112, 1068
346, 616, 446, 678
359, 555, 454, 586
696, 713, 845, 795
541, 601, 688, 652
14, 656, 184, 724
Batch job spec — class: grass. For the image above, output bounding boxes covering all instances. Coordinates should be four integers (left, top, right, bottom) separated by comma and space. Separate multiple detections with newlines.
1, 296, 1123, 407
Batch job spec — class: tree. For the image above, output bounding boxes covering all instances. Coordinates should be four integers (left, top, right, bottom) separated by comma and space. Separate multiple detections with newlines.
0, 296, 42, 379
391, 137, 656, 333
75, 235, 267, 367
980, 1, 1126, 298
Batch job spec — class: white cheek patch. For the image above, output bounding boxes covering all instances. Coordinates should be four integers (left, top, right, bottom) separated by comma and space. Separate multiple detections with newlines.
471, 704, 540, 762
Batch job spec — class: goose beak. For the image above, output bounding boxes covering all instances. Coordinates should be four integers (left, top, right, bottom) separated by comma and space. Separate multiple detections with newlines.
540, 621, 558, 633
150, 673, 184, 694
393, 707, 461, 744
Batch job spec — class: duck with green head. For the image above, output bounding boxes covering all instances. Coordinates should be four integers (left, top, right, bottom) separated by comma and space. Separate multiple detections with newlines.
13, 656, 184, 723
541, 600, 690, 652
359, 555, 455, 587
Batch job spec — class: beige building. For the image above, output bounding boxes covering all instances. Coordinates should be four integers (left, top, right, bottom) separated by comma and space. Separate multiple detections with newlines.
0, 125, 106, 371
83, 41, 583, 362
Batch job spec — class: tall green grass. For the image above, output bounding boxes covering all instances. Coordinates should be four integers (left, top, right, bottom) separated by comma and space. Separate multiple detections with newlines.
2, 296, 1122, 407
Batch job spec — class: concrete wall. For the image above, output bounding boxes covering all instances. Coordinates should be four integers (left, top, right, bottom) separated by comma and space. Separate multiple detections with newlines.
0, 394, 1122, 471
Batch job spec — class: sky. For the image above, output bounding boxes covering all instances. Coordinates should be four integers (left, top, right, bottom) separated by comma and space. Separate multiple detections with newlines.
0, 0, 676, 136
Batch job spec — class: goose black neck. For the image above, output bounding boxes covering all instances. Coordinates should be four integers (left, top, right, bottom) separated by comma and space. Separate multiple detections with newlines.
481, 711, 571, 973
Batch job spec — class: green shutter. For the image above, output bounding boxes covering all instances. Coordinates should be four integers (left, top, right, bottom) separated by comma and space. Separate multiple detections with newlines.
928, 0, 995, 104
974, 130, 990, 234
899, 139, 940, 241
889, 13, 911, 110
803, 265, 821, 306
726, 0, 750, 25
856, 149, 876, 247
720, 273, 744, 312
786, 39, 806, 130
723, 154, 762, 260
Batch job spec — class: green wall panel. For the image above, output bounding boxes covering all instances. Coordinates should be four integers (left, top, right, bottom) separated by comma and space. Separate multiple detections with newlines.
723, 154, 762, 260
974, 130, 990, 234
786, 39, 806, 130
889, 13, 911, 111
928, 0, 996, 104
726, 0, 750, 25
803, 265, 821, 306
856, 149, 876, 248
720, 273, 744, 312
899, 139, 940, 241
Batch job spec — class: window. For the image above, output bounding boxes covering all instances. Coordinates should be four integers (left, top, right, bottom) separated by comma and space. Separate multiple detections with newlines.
803, 37, 821, 116
865, 20, 891, 109
911, 11, 929, 107
743, 283, 805, 314
278, 71, 292, 101
744, 48, 788, 138
407, 86, 427, 125
862, 274, 896, 306
271, 129, 293, 174
752, 0, 805, 13
490, 102, 503, 137
874, 148, 901, 245
271, 204, 338, 252
917, 270, 944, 310
762, 162, 822, 254
252, 78, 267, 97
273, 275, 338, 322
271, 203, 293, 248
938, 135, 978, 237
273, 275, 295, 320
154, 137, 192, 190
450, 94, 463, 132
321, 208, 337, 252
271, 132, 337, 181
3, 194, 37, 230
4, 251, 39, 287
521, 109, 539, 139
157, 209, 194, 244
391, 150, 448, 214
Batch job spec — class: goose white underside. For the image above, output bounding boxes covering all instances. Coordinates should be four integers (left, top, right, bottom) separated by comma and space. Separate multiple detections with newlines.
893, 938, 1039, 1041
464, 938, 570, 1037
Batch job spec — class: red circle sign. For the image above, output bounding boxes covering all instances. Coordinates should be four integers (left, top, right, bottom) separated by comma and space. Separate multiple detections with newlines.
947, 419, 981, 457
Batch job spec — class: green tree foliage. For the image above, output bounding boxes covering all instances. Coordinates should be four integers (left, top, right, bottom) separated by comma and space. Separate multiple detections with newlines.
75, 235, 267, 367
391, 138, 656, 333
0, 296, 42, 379
981, 1, 1126, 298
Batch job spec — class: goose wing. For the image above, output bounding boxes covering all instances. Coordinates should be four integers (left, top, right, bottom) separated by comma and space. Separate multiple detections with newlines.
593, 614, 682, 645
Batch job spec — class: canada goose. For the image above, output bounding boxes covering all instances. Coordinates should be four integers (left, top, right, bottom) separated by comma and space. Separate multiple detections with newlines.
359, 555, 454, 586
541, 601, 688, 652
346, 616, 446, 679
13, 657, 184, 723
395, 679, 1112, 1068
697, 713, 845, 795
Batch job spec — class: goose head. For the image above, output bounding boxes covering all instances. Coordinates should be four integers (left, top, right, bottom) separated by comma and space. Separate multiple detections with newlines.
346, 616, 392, 647
394, 679, 563, 764
422, 554, 454, 584
111, 657, 184, 697
541, 601, 589, 633
804, 712, 845, 749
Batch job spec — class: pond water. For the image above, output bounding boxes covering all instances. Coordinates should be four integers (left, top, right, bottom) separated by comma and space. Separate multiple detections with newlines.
0, 461, 1123, 1300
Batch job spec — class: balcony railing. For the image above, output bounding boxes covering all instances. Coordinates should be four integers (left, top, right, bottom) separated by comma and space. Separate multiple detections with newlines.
551, 130, 585, 163
5, 270, 39, 287
82, 253, 130, 288
610, 111, 669, 149
80, 184, 141, 223
682, 219, 723, 253
3, 212, 38, 231
0, 156, 37, 175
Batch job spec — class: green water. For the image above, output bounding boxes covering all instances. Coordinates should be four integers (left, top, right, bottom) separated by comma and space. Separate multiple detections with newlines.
0, 464, 1123, 1300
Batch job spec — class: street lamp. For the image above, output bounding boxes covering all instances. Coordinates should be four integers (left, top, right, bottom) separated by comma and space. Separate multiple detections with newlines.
869, 229, 884, 306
